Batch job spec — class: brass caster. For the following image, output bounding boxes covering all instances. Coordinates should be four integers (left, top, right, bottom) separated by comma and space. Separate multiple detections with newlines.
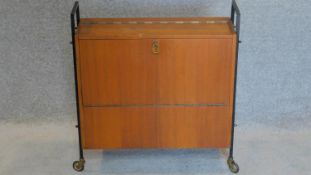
227, 157, 239, 173
73, 159, 85, 172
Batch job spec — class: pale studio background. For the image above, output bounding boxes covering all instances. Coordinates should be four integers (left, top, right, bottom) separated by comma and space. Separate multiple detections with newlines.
0, 0, 311, 175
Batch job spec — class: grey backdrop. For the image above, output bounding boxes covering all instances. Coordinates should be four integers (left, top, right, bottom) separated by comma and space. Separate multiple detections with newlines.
1, 0, 311, 128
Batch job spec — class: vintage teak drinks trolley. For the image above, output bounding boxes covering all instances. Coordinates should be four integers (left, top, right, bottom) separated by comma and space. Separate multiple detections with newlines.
70, 0, 241, 173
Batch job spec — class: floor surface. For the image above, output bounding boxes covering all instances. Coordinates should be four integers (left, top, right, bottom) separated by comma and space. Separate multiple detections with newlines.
0, 121, 310, 175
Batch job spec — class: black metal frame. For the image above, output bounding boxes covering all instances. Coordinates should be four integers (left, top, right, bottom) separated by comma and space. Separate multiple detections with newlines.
70, 1, 84, 161
70, 0, 241, 172
228, 0, 241, 171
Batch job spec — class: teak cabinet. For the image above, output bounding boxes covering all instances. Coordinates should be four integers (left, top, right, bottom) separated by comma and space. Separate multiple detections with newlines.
71, 1, 241, 173
80, 38, 234, 148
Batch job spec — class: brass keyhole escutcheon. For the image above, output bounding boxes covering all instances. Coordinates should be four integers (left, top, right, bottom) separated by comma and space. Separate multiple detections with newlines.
152, 40, 160, 54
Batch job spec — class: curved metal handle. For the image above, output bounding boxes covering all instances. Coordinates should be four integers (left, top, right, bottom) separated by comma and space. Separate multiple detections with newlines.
71, 1, 80, 37
231, 0, 241, 43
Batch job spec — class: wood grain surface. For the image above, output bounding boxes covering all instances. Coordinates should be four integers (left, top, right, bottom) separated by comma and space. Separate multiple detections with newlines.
79, 39, 233, 106
79, 40, 157, 106
82, 107, 231, 149
157, 39, 232, 104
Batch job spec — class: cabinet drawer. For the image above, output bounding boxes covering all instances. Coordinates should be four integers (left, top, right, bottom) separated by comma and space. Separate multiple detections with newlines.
81, 106, 231, 149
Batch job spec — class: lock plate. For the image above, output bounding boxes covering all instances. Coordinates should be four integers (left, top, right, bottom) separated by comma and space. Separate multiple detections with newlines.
152, 40, 160, 54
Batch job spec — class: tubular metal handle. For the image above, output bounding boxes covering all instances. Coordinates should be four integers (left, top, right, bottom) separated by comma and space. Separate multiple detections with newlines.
231, 0, 241, 43
71, 1, 80, 35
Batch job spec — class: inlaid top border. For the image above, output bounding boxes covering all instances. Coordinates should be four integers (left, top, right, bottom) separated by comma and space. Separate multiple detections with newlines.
80, 20, 229, 25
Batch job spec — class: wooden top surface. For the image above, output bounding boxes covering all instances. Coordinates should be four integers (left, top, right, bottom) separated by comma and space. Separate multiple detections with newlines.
77, 17, 236, 39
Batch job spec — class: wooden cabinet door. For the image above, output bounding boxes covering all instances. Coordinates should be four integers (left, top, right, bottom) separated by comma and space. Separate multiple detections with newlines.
157, 39, 233, 105
80, 39, 232, 106
79, 40, 157, 106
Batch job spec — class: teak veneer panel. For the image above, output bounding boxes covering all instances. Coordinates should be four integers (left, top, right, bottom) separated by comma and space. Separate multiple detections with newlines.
79, 39, 233, 106
79, 39, 157, 106
157, 39, 232, 104
82, 107, 231, 149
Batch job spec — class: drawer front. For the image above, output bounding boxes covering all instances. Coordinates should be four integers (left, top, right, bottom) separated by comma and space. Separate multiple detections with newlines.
82, 107, 231, 149
79, 39, 234, 106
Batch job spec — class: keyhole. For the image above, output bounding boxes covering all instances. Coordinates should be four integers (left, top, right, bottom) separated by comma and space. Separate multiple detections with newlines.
152, 40, 160, 54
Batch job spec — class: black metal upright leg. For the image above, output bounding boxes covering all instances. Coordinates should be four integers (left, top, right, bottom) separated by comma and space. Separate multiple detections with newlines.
70, 1, 85, 172
227, 0, 241, 173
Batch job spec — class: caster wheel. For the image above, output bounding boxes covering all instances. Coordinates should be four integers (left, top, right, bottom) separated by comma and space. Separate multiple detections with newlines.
227, 157, 239, 173
73, 159, 85, 172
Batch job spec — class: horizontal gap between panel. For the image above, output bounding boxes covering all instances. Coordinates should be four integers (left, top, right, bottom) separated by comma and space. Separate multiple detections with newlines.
84, 103, 225, 108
